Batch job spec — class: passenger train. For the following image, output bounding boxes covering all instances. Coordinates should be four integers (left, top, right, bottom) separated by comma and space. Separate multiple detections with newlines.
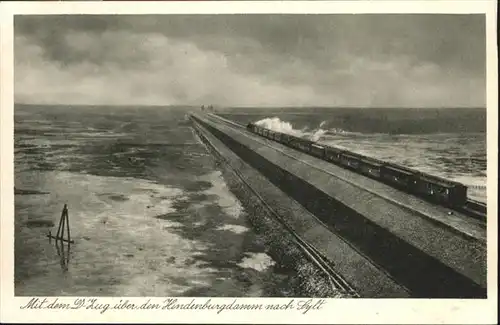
246, 122, 468, 208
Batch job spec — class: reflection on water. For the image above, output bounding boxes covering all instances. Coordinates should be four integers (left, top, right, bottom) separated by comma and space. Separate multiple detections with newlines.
55, 240, 71, 272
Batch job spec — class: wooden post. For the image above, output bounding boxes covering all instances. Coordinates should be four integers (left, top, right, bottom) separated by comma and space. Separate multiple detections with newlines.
56, 206, 65, 238
65, 205, 71, 243
66, 239, 71, 267
60, 210, 65, 243
55, 239, 69, 272
48, 204, 73, 271
47, 204, 74, 244
60, 205, 68, 242
60, 239, 68, 271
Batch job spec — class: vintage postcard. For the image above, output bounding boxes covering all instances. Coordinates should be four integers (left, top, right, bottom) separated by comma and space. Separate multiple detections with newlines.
0, 1, 497, 324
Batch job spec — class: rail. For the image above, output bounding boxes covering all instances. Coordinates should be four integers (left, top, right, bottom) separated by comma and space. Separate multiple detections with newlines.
192, 119, 360, 297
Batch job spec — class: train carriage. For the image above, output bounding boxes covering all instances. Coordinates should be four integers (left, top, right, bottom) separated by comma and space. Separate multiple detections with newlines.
310, 144, 325, 159
358, 157, 383, 178
292, 138, 312, 152
280, 133, 291, 144
287, 136, 298, 149
413, 175, 449, 201
339, 152, 361, 170
381, 164, 415, 188
287, 136, 300, 150
297, 141, 311, 152
413, 175, 467, 206
324, 146, 344, 163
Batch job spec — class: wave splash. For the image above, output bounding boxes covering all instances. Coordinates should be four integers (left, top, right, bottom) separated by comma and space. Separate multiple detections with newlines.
254, 117, 347, 142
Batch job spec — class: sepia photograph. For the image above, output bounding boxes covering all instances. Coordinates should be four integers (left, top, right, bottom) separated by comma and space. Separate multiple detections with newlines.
1, 1, 497, 324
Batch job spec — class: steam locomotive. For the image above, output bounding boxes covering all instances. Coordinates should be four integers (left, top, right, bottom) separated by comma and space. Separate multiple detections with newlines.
247, 122, 468, 208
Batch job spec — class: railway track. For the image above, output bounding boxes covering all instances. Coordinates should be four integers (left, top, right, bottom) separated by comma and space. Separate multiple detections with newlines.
206, 113, 487, 222
192, 120, 360, 298
463, 199, 487, 220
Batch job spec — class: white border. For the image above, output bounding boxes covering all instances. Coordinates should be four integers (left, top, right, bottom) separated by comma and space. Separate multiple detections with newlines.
1, 1, 497, 324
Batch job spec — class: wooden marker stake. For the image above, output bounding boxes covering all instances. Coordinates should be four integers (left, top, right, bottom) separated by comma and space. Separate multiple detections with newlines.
66, 206, 71, 243
47, 204, 74, 244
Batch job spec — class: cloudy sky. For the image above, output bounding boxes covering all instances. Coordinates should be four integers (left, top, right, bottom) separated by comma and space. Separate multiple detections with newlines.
15, 14, 485, 107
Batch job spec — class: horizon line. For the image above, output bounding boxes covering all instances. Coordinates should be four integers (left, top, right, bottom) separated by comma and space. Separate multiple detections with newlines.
13, 103, 487, 110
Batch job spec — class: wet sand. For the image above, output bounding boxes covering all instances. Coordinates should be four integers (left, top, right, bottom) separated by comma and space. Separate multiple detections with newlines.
14, 169, 293, 296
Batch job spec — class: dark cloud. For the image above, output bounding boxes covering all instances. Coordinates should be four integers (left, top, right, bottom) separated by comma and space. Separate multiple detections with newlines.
14, 14, 486, 107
